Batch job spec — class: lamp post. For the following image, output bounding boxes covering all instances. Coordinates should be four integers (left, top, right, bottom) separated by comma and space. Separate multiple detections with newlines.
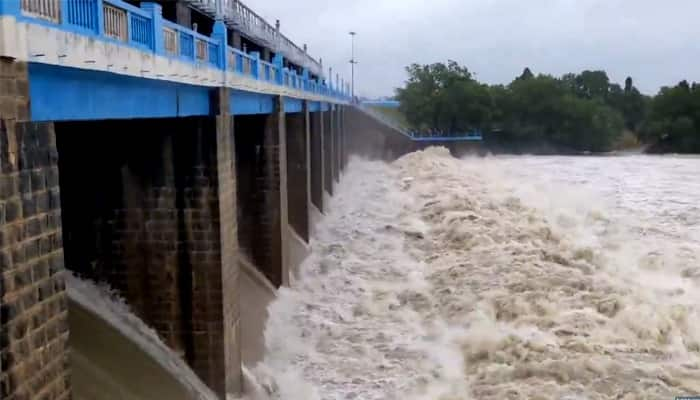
215, 0, 223, 19
349, 31, 357, 102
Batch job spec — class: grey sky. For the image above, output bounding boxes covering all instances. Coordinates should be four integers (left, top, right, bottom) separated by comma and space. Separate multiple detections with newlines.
250, 0, 700, 98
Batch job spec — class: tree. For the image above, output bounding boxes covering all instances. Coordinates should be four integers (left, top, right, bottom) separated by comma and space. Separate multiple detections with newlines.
641, 81, 700, 152
394, 60, 700, 153
573, 70, 610, 100
517, 67, 534, 81
396, 61, 486, 133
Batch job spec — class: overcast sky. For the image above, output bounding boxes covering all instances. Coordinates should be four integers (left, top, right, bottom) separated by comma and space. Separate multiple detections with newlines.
249, 0, 700, 99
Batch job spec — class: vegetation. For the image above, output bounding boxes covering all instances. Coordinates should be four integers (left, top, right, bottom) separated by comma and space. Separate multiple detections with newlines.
395, 61, 700, 153
639, 81, 700, 153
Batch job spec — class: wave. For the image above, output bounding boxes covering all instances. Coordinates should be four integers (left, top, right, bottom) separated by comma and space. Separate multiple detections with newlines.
254, 147, 700, 399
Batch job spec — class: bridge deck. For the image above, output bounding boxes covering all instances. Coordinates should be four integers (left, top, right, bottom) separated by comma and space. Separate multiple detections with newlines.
0, 0, 349, 121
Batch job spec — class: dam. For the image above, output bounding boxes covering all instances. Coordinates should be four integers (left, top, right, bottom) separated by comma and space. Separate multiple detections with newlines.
0, 1, 478, 399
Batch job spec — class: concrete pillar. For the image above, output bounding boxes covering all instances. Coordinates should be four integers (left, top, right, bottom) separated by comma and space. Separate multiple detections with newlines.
55, 107, 241, 397
309, 109, 324, 213
265, 97, 289, 286
333, 106, 341, 182
231, 31, 242, 50
285, 105, 309, 242
234, 97, 289, 288
175, 1, 192, 28
0, 59, 71, 400
339, 106, 346, 171
303, 102, 313, 221
214, 88, 242, 396
322, 105, 334, 196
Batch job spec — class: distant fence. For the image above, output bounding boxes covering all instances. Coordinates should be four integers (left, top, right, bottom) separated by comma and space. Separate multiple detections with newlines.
409, 131, 483, 141
361, 100, 400, 108
9, 0, 349, 100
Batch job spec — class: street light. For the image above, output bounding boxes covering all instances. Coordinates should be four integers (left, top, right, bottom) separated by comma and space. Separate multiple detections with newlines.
215, 0, 224, 20
349, 31, 357, 102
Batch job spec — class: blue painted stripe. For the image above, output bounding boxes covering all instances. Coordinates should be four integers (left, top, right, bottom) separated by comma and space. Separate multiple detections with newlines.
308, 101, 320, 112
230, 90, 274, 115
284, 97, 303, 113
28, 63, 211, 121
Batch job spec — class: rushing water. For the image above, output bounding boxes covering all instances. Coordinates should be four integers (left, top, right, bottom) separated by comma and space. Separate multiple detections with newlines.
254, 148, 700, 400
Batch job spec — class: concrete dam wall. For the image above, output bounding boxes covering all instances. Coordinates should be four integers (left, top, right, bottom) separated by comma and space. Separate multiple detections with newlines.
0, 56, 419, 400
1, 55, 481, 400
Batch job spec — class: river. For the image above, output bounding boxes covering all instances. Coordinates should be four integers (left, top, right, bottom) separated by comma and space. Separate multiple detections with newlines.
253, 148, 700, 400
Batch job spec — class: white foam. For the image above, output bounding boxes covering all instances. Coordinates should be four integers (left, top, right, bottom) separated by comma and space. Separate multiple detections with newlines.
254, 148, 700, 399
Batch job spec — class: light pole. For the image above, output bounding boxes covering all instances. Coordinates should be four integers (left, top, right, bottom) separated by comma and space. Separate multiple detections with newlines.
349, 31, 357, 102
215, 0, 223, 20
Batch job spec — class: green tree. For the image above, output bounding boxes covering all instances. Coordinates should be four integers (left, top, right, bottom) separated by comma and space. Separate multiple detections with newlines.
641, 81, 700, 152
397, 62, 463, 129
517, 67, 535, 81
394, 61, 700, 153
573, 70, 610, 100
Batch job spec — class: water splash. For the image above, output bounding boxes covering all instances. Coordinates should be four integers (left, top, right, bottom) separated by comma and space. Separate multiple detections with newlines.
256, 148, 700, 399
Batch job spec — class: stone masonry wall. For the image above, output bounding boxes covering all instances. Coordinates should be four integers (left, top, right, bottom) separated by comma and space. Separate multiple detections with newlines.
260, 97, 288, 287
234, 98, 288, 287
55, 113, 239, 397
323, 108, 334, 195
309, 111, 324, 213
0, 58, 71, 400
340, 107, 344, 173
333, 107, 341, 183
214, 88, 242, 395
285, 110, 309, 242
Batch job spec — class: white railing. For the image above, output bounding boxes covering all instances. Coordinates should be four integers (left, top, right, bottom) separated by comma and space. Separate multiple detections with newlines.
184, 0, 322, 76
195, 39, 208, 61
103, 4, 128, 41
21, 0, 60, 22
189, 0, 217, 13
241, 56, 251, 75
163, 27, 178, 55
227, 51, 236, 71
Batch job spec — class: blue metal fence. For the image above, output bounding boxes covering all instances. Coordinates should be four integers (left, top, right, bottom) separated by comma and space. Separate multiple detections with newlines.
179, 30, 194, 59
129, 12, 153, 49
64, 0, 99, 33
6, 0, 350, 100
207, 42, 218, 66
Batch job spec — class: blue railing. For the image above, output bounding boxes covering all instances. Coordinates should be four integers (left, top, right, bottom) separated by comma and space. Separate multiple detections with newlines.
129, 11, 153, 49
229, 48, 255, 78
179, 30, 194, 58
6, 0, 351, 100
64, 0, 99, 33
207, 42, 219, 66
260, 61, 274, 83
409, 131, 484, 141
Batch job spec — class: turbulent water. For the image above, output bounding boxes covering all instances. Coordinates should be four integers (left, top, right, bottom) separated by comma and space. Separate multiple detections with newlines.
254, 148, 700, 400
